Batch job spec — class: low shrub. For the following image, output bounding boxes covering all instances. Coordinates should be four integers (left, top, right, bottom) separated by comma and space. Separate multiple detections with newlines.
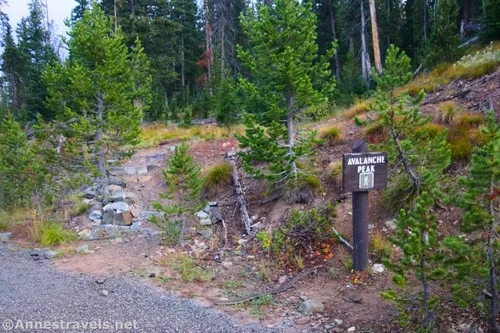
0, 210, 10, 231
202, 162, 232, 197
318, 125, 344, 146
286, 173, 321, 203
381, 173, 418, 214
448, 128, 473, 161
35, 221, 77, 246
151, 215, 182, 246
325, 161, 342, 189
257, 204, 337, 267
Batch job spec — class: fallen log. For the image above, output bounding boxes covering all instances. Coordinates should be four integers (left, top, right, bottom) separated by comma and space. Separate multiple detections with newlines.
226, 151, 254, 236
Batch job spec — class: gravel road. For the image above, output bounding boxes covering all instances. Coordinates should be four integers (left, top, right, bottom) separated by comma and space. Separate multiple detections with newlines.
0, 244, 278, 333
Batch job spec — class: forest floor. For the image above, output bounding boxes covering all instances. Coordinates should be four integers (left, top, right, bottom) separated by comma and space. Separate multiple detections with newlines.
4, 67, 500, 332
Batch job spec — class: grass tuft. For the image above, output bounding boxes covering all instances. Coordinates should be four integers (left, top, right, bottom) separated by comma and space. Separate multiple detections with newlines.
438, 101, 462, 124
318, 125, 344, 146
453, 113, 484, 127
202, 162, 233, 196
0, 210, 11, 231
168, 254, 215, 282
342, 100, 371, 119
413, 123, 446, 140
447, 125, 473, 161
325, 161, 342, 189
286, 173, 321, 203
370, 232, 392, 260
35, 221, 77, 246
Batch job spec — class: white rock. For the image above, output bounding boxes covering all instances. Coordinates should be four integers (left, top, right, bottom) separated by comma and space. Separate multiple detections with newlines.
199, 218, 212, 226
279, 276, 287, 284
100, 289, 109, 296
76, 244, 89, 254
195, 211, 210, 219
89, 210, 102, 223
103, 202, 129, 212
334, 319, 343, 325
221, 261, 233, 268
0, 232, 12, 242
384, 219, 397, 230
372, 263, 385, 273
237, 239, 247, 245
348, 326, 356, 332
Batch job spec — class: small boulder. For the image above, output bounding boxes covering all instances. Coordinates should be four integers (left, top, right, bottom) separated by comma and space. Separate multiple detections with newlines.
198, 229, 212, 239
372, 263, 385, 274
84, 186, 98, 199
114, 211, 133, 226
0, 232, 12, 242
100, 289, 109, 296
199, 218, 212, 226
347, 327, 356, 332
102, 210, 115, 225
76, 244, 89, 254
195, 211, 210, 219
103, 202, 129, 213
129, 205, 141, 218
384, 219, 397, 230
44, 250, 59, 259
299, 299, 324, 315
108, 176, 126, 188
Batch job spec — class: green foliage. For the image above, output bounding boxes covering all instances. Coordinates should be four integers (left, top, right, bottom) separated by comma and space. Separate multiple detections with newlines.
382, 192, 443, 331
369, 232, 392, 261
481, 0, 500, 41
170, 254, 214, 282
37, 221, 77, 246
257, 204, 336, 267
44, 3, 151, 181
202, 162, 232, 197
424, 0, 461, 68
0, 114, 42, 209
152, 142, 203, 245
445, 111, 499, 331
215, 78, 240, 126
0, 210, 10, 231
360, 45, 451, 213
237, 0, 335, 198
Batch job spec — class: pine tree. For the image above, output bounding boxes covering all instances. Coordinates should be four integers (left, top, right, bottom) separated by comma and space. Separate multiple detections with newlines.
16, 0, 58, 121
381, 192, 444, 331
71, 0, 91, 24
237, 0, 335, 199
44, 3, 151, 190
0, 17, 22, 118
445, 111, 499, 333
358, 45, 451, 212
481, 0, 500, 41
0, 114, 38, 208
152, 143, 203, 246
424, 0, 460, 67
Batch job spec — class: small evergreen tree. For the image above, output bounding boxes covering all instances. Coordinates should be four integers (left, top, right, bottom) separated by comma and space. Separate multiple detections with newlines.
358, 45, 450, 212
0, 114, 39, 208
152, 143, 203, 246
424, 0, 460, 68
445, 111, 499, 333
481, 0, 500, 41
44, 3, 151, 190
237, 0, 335, 200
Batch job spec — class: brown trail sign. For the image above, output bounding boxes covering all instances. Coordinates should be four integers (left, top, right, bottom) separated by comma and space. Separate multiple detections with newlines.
342, 141, 388, 271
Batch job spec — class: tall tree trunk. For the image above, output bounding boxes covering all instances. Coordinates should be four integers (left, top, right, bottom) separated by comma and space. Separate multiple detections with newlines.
96, 93, 107, 190
327, 0, 341, 82
8, 67, 20, 115
369, 0, 382, 73
423, 0, 428, 42
204, 0, 212, 84
221, 27, 225, 74
181, 36, 185, 88
419, 255, 435, 330
360, 0, 372, 83
286, 93, 297, 179
487, 172, 499, 333
113, 0, 118, 33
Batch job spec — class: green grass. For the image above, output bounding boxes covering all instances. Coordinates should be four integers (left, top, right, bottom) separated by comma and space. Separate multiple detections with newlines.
225, 280, 244, 289
202, 162, 233, 196
342, 99, 371, 119
0, 210, 10, 231
413, 123, 447, 140
170, 254, 215, 282
454, 113, 484, 127
36, 221, 78, 246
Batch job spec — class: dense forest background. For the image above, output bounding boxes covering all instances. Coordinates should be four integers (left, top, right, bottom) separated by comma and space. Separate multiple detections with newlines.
0, 0, 497, 125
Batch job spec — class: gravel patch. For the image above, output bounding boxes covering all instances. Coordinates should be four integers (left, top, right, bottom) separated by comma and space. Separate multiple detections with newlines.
0, 244, 278, 333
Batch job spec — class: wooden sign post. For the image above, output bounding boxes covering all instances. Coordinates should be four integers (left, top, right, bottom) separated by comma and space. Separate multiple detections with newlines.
342, 141, 387, 271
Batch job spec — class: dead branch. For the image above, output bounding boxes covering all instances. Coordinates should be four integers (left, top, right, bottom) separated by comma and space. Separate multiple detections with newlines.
332, 227, 353, 251
226, 151, 255, 236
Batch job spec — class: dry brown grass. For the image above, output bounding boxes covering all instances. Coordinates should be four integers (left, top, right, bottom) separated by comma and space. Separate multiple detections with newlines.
437, 101, 463, 124
342, 99, 372, 119
137, 123, 245, 149
325, 160, 342, 189
318, 125, 344, 146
